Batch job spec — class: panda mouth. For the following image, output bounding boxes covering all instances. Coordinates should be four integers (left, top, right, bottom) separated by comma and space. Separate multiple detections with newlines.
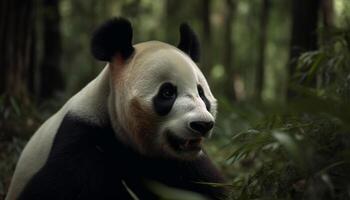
167, 132, 203, 152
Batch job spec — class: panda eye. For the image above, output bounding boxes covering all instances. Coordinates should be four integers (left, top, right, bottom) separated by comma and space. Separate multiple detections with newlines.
198, 84, 211, 111
197, 85, 204, 96
159, 83, 177, 99
153, 82, 177, 116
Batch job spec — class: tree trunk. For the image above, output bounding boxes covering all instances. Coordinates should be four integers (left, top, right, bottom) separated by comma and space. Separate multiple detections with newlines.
321, 0, 334, 29
320, 0, 334, 43
0, 0, 6, 94
289, 0, 321, 75
223, 0, 237, 101
0, 0, 35, 103
288, 0, 321, 97
200, 0, 212, 77
28, 27, 37, 96
255, 0, 270, 101
40, 0, 63, 99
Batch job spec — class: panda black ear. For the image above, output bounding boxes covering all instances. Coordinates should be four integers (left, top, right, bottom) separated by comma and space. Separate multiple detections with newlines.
91, 17, 134, 62
177, 23, 200, 62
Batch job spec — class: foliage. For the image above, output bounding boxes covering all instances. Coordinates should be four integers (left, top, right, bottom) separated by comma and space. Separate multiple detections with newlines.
293, 24, 350, 98
214, 108, 350, 200
0, 137, 27, 200
0, 96, 42, 199
207, 26, 350, 200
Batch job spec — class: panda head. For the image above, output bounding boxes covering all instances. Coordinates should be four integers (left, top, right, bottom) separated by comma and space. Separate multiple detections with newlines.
91, 17, 217, 160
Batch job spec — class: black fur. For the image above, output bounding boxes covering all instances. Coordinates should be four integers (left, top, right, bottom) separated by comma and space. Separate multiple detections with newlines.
153, 82, 177, 116
177, 23, 200, 62
198, 85, 211, 111
91, 17, 134, 61
19, 114, 227, 200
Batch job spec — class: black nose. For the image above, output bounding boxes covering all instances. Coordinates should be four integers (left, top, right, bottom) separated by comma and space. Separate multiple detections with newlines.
189, 121, 214, 135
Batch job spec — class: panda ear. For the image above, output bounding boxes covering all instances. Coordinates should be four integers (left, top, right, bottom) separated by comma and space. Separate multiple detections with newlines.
177, 23, 200, 62
91, 17, 134, 62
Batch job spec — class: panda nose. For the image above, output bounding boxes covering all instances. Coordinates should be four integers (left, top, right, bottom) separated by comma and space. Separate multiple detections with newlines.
189, 121, 214, 136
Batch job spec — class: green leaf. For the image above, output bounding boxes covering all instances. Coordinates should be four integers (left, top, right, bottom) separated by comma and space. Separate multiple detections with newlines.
10, 97, 21, 116
272, 131, 305, 170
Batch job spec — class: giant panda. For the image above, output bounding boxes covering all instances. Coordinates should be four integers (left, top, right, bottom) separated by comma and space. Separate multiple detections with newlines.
6, 17, 227, 200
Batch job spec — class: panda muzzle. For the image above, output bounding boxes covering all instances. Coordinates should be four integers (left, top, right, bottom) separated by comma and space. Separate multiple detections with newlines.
167, 132, 203, 152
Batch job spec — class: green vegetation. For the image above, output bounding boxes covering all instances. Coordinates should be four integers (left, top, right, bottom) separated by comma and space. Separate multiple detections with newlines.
208, 25, 350, 199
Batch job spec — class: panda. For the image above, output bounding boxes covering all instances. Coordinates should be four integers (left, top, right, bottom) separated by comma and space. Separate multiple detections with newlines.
6, 17, 227, 200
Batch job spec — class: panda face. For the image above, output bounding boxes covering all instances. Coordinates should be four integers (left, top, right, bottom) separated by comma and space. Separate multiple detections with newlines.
110, 41, 217, 159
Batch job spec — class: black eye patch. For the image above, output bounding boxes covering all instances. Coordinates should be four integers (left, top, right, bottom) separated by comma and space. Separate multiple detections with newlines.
153, 83, 177, 116
197, 85, 211, 111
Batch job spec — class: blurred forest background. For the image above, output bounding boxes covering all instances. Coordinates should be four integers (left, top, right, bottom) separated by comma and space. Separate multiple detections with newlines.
1, 0, 350, 199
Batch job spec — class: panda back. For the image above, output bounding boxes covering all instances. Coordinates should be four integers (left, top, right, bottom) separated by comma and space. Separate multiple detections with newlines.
6, 66, 111, 200
6, 111, 66, 200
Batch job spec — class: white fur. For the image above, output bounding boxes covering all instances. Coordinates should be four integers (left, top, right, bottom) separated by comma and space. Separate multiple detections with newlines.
6, 41, 217, 199
110, 42, 217, 157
